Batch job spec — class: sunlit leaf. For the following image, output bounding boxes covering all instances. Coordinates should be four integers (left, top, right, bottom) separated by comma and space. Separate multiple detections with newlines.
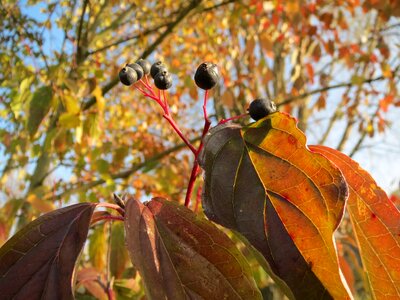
11, 76, 34, 117
59, 112, 81, 128
310, 145, 400, 299
124, 197, 262, 300
199, 112, 351, 299
0, 203, 96, 299
89, 226, 106, 271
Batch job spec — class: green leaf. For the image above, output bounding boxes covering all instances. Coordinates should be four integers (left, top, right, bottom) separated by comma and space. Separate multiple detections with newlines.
27, 86, 53, 138
11, 77, 34, 118
110, 222, 129, 278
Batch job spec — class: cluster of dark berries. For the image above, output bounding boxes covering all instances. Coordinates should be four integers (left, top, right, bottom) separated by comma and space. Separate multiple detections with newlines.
119, 59, 173, 90
150, 61, 172, 90
119, 59, 151, 86
119, 59, 221, 92
248, 98, 277, 121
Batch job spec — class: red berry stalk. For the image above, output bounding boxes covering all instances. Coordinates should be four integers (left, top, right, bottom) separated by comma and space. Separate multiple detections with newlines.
120, 60, 253, 208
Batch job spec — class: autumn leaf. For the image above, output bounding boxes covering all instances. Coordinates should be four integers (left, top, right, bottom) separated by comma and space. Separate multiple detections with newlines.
0, 203, 96, 299
310, 145, 400, 299
124, 197, 262, 300
199, 112, 352, 299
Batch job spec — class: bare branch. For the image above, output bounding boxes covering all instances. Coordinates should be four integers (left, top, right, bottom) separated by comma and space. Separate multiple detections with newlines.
349, 106, 380, 157
76, 0, 89, 62
86, 23, 168, 56
87, 0, 236, 57
82, 0, 203, 111
277, 74, 388, 108
46, 137, 201, 202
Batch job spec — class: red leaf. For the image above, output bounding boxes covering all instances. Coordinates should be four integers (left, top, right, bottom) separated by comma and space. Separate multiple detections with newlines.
124, 197, 262, 300
0, 203, 96, 299
310, 145, 400, 298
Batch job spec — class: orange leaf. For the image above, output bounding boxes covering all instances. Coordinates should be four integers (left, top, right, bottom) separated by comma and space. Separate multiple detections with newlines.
310, 145, 400, 299
379, 94, 394, 112
381, 62, 392, 78
200, 113, 352, 299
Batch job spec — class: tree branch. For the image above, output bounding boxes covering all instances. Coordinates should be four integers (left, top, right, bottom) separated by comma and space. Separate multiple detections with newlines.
349, 106, 380, 157
86, 23, 168, 56
45, 137, 201, 202
76, 0, 89, 63
82, 0, 203, 111
277, 74, 388, 108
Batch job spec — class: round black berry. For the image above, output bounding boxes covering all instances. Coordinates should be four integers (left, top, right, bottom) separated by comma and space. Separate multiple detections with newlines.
150, 61, 167, 79
126, 63, 144, 80
136, 58, 151, 75
194, 62, 219, 90
154, 71, 172, 90
248, 98, 277, 121
119, 66, 138, 86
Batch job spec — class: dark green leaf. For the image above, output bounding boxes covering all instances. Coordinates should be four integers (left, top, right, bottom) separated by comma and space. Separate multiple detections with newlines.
27, 86, 53, 138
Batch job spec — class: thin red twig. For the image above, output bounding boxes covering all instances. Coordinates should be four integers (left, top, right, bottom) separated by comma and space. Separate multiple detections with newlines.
162, 90, 169, 112
184, 90, 211, 207
96, 203, 125, 216
163, 114, 196, 154
218, 113, 249, 124
140, 78, 155, 93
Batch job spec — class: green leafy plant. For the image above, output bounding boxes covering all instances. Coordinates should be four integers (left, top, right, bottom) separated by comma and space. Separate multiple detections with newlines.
0, 58, 399, 300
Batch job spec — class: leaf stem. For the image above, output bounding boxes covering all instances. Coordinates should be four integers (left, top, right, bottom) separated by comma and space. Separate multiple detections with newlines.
91, 215, 124, 225
218, 113, 249, 124
163, 114, 196, 154
96, 203, 125, 217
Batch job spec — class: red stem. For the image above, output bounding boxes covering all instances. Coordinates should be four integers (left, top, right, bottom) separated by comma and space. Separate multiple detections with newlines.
106, 287, 115, 300
184, 163, 199, 207
96, 203, 125, 216
134, 86, 162, 104
184, 90, 211, 207
140, 78, 156, 95
163, 114, 196, 154
218, 113, 249, 124
135, 79, 214, 209
162, 90, 169, 113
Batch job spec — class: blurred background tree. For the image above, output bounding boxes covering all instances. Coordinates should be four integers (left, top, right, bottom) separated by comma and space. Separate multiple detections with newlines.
1, 0, 399, 298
